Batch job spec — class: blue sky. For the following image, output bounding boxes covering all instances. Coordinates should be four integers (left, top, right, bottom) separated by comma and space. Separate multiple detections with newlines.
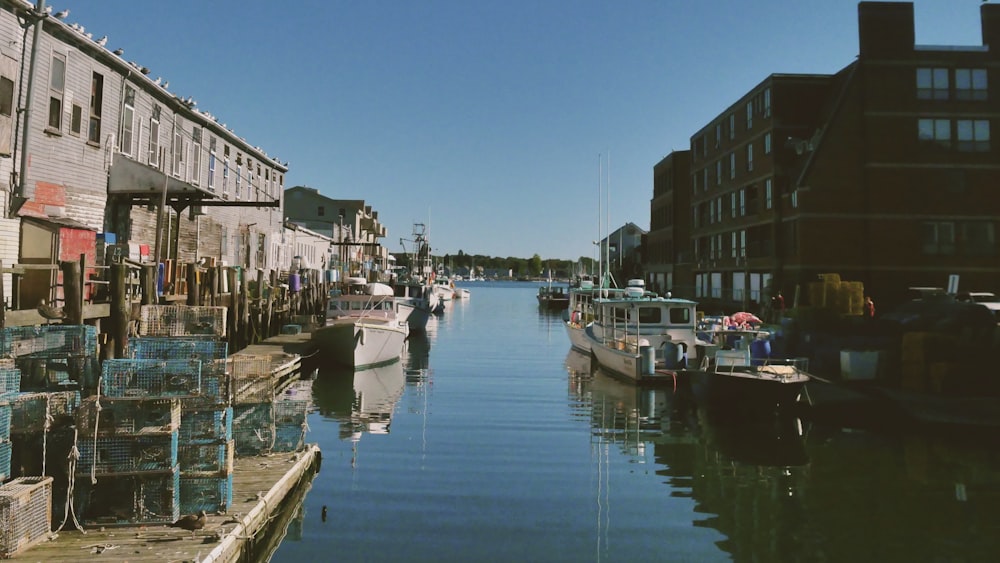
56, 0, 984, 261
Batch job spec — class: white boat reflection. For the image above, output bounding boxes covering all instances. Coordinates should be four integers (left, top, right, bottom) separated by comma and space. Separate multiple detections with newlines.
350, 361, 406, 435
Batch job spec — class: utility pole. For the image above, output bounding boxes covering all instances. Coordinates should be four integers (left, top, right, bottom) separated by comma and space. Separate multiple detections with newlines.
11, 0, 47, 217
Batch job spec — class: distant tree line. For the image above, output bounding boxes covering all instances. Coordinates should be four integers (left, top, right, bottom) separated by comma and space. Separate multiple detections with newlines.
393, 249, 601, 279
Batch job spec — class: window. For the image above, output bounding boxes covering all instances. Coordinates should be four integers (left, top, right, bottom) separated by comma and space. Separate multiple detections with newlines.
702, 168, 708, 191
318, 205, 325, 217
0, 76, 12, 118
764, 132, 772, 154
235, 155, 242, 199
223, 145, 230, 198
715, 123, 721, 147
791, 189, 798, 208
172, 128, 185, 178
70, 105, 82, 136
48, 53, 66, 131
731, 231, 737, 258
739, 188, 746, 217
763, 88, 771, 117
191, 128, 202, 185
956, 119, 990, 152
716, 196, 722, 222
955, 68, 988, 101
715, 161, 721, 185
148, 105, 160, 166
120, 86, 135, 155
739, 230, 747, 257
247, 159, 254, 200
963, 221, 995, 255
746, 101, 753, 130
730, 192, 736, 219
922, 221, 955, 255
729, 153, 736, 179
208, 136, 216, 191
918, 118, 951, 147
88, 73, 103, 144
916, 67, 949, 100
765, 178, 773, 209
746, 143, 753, 171
729, 114, 735, 140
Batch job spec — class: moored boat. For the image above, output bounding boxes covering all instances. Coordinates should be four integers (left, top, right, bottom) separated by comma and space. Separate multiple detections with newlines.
585, 279, 810, 415
313, 278, 408, 369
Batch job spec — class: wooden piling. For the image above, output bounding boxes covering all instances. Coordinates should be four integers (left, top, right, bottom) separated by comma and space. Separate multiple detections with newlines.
60, 260, 83, 325
109, 262, 129, 359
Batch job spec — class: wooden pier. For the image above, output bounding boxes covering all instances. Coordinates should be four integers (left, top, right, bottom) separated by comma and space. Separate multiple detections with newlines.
4, 326, 325, 562
10, 445, 321, 562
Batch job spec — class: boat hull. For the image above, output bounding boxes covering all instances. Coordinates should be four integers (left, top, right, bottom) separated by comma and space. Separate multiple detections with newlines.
684, 369, 807, 416
313, 320, 407, 370
396, 298, 431, 332
564, 321, 591, 353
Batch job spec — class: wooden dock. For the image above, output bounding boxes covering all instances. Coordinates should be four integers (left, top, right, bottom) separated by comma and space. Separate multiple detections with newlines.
11, 445, 321, 562
232, 330, 319, 392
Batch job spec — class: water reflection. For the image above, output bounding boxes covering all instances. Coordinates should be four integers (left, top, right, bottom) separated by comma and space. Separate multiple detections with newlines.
565, 347, 811, 562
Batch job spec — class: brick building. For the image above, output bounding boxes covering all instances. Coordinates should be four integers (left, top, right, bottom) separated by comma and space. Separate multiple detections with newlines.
653, 2, 1000, 311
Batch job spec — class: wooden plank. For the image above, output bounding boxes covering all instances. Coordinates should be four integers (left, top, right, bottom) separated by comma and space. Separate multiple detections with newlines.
3, 304, 110, 327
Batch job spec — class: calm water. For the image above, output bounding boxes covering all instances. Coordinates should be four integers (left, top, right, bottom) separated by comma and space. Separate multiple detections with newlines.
272, 282, 1000, 563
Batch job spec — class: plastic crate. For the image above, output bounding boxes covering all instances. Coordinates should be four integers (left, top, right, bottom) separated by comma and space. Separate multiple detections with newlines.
0, 476, 53, 558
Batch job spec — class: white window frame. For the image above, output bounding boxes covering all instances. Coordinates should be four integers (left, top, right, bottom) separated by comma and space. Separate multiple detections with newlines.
47, 51, 66, 132
120, 85, 135, 155
764, 132, 772, 154
191, 127, 202, 186
148, 105, 160, 167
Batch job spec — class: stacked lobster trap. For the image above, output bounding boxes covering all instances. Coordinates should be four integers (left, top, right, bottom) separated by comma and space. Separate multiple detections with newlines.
230, 357, 309, 457
0, 326, 96, 554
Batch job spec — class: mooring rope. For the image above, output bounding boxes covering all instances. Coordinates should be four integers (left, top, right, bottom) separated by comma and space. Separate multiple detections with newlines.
54, 427, 86, 534
91, 376, 103, 485
42, 395, 52, 476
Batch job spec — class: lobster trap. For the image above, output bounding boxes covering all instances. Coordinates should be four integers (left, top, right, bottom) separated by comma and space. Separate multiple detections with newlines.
232, 403, 275, 456
179, 407, 232, 444
77, 432, 179, 475
180, 473, 232, 515
0, 405, 10, 440
7, 391, 81, 435
229, 355, 275, 405
178, 440, 234, 474
0, 441, 10, 482
0, 476, 53, 558
100, 359, 202, 399
0, 325, 98, 358
128, 336, 228, 374
0, 368, 19, 401
75, 397, 180, 437
139, 305, 227, 338
75, 467, 180, 526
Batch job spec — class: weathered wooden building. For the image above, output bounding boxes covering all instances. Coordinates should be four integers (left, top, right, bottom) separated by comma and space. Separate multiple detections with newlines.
284, 186, 390, 279
0, 0, 287, 308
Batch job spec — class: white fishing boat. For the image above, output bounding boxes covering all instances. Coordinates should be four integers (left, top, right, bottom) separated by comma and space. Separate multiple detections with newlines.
564, 274, 621, 353
394, 282, 434, 332
313, 278, 408, 369
585, 279, 810, 414
394, 223, 440, 330
432, 277, 455, 302
585, 279, 700, 383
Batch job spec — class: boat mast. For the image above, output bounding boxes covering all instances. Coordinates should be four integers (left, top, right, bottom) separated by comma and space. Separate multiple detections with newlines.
597, 153, 603, 288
